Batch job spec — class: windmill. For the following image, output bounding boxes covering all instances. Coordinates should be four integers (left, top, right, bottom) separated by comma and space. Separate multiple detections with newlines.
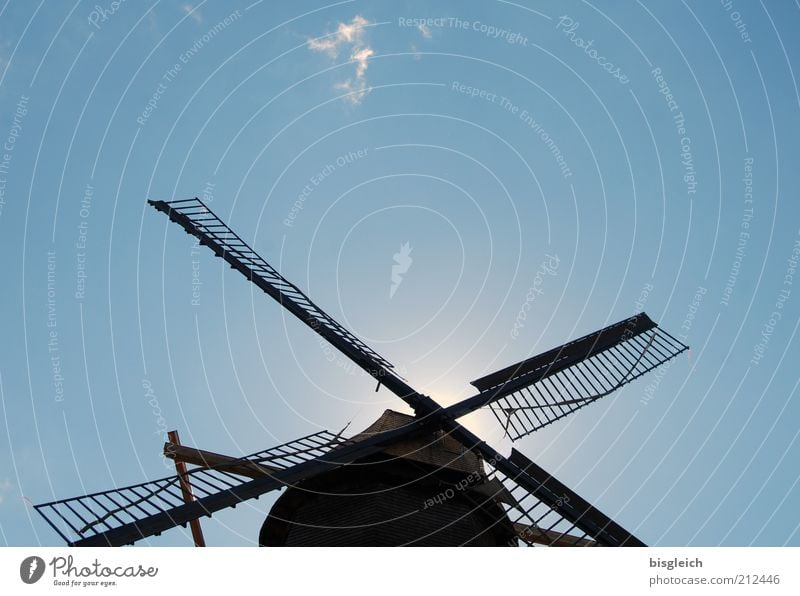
35, 198, 688, 547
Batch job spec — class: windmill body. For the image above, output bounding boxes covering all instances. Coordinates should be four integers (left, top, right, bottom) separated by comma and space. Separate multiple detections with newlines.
261, 410, 516, 546
34, 199, 689, 547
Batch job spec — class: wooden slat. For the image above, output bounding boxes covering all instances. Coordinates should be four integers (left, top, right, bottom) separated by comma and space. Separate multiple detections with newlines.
512, 523, 597, 547
167, 430, 206, 547
163, 442, 278, 479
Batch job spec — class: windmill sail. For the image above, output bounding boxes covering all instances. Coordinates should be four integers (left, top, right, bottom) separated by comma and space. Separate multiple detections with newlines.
148, 198, 441, 415
475, 449, 642, 546
34, 429, 369, 546
424, 414, 646, 546
149, 199, 395, 377
458, 450, 642, 547
447, 313, 688, 440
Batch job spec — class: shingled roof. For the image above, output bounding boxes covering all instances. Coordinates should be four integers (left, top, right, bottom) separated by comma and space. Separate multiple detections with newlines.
347, 409, 485, 476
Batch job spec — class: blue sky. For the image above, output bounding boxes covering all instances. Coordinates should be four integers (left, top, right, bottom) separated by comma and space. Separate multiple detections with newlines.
1, 0, 799, 546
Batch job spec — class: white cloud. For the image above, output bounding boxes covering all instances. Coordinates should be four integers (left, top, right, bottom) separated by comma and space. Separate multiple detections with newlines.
308, 15, 368, 56
308, 15, 374, 105
352, 45, 373, 79
334, 78, 369, 105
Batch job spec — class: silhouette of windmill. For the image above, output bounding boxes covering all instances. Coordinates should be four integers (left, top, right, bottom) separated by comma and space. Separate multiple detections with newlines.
35, 198, 688, 547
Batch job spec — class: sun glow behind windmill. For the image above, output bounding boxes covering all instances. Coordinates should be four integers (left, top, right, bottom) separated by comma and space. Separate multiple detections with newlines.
35, 198, 688, 547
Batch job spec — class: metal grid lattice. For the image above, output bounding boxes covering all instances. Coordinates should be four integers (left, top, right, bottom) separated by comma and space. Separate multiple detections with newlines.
34, 430, 346, 546
471, 316, 688, 440
482, 449, 643, 547
149, 198, 395, 372
487, 466, 597, 547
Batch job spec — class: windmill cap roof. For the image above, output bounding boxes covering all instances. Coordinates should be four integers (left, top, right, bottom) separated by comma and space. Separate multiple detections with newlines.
348, 409, 485, 475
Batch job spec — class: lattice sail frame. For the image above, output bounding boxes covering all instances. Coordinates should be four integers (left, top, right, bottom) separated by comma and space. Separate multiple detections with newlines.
488, 471, 596, 547
452, 449, 639, 547
149, 199, 396, 374
470, 315, 689, 441
34, 430, 348, 546
483, 449, 645, 547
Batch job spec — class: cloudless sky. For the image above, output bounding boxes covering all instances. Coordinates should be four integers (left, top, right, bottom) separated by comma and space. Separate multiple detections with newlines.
0, 0, 799, 547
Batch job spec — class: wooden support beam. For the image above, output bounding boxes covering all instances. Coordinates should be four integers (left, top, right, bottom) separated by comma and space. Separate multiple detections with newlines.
167, 430, 206, 547
513, 523, 597, 547
163, 442, 278, 479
